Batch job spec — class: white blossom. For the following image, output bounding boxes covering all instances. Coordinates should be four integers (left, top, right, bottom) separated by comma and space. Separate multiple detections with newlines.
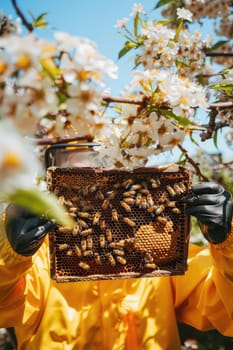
0, 121, 41, 193
114, 17, 129, 29
177, 8, 193, 22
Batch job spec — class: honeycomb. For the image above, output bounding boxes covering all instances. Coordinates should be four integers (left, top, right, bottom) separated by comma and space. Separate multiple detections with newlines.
47, 165, 191, 282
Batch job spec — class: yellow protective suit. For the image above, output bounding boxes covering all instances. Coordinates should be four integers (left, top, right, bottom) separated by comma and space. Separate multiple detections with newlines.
0, 219, 233, 350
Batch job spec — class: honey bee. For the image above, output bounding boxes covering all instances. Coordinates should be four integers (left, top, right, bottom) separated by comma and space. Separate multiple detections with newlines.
79, 261, 90, 270
102, 199, 110, 210
130, 184, 142, 191
64, 199, 73, 207
66, 249, 73, 256
144, 263, 157, 269
67, 212, 77, 219
106, 228, 113, 242
166, 201, 176, 208
113, 249, 125, 256
71, 184, 81, 191
179, 182, 187, 193
81, 239, 87, 251
74, 245, 82, 257
141, 196, 148, 209
106, 253, 116, 266
82, 186, 89, 197
87, 236, 93, 250
158, 192, 168, 203
93, 212, 102, 225
124, 237, 136, 249
144, 252, 154, 263
173, 183, 183, 195
54, 186, 61, 196
106, 190, 117, 199
166, 185, 176, 197
110, 238, 135, 249
58, 195, 65, 205
123, 197, 135, 205
112, 209, 118, 222
72, 223, 80, 236
94, 252, 101, 265
68, 212, 77, 218
58, 243, 69, 251
78, 212, 91, 219
116, 256, 127, 265
58, 226, 69, 234
83, 250, 94, 257
109, 242, 119, 248
171, 207, 181, 214
78, 219, 89, 228
113, 182, 121, 189
99, 234, 106, 248
147, 205, 159, 213
80, 228, 93, 237
135, 193, 142, 206
123, 217, 136, 227
146, 193, 154, 207
156, 216, 168, 225
155, 204, 165, 215
122, 178, 134, 188
150, 177, 161, 188
89, 183, 100, 193
139, 188, 150, 195
123, 190, 136, 198
100, 219, 106, 231
71, 195, 79, 202
120, 201, 131, 212
96, 190, 105, 201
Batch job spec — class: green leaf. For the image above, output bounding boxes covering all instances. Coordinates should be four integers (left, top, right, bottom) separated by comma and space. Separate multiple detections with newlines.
155, 0, 174, 9
41, 57, 60, 79
57, 92, 67, 104
205, 40, 228, 52
210, 83, 233, 92
213, 130, 219, 149
32, 12, 48, 28
174, 19, 183, 41
189, 132, 199, 146
158, 108, 206, 130
156, 19, 171, 25
175, 60, 189, 68
3, 189, 74, 229
118, 41, 138, 59
134, 12, 139, 37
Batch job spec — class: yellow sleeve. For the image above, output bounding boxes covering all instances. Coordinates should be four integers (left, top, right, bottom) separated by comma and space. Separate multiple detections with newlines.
172, 224, 233, 337
0, 219, 50, 329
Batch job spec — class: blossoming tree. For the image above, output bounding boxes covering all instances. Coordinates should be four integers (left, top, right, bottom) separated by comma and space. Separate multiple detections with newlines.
0, 0, 232, 221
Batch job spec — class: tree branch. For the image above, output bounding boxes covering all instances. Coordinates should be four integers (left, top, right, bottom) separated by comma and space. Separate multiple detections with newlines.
36, 134, 94, 146
205, 52, 233, 57
177, 144, 209, 181
12, 0, 33, 32
103, 95, 145, 105
200, 120, 229, 141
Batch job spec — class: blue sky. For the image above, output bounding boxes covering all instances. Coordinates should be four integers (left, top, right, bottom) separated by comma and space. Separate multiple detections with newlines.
1, 0, 232, 161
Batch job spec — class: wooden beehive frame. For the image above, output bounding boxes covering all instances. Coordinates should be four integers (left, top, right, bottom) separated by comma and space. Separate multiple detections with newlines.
47, 164, 191, 282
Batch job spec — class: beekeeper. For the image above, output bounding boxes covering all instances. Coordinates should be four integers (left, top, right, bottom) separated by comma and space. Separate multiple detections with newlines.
0, 181, 232, 350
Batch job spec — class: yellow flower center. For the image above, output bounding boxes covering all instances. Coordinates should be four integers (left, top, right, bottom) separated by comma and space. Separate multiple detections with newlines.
16, 53, 31, 70
0, 62, 8, 75
180, 96, 189, 105
3, 151, 22, 169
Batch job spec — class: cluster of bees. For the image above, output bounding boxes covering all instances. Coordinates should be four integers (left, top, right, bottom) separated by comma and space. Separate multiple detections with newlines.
53, 175, 188, 273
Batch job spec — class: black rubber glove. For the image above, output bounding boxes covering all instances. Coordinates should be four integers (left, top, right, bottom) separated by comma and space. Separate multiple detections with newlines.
5, 204, 55, 256
184, 182, 233, 244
